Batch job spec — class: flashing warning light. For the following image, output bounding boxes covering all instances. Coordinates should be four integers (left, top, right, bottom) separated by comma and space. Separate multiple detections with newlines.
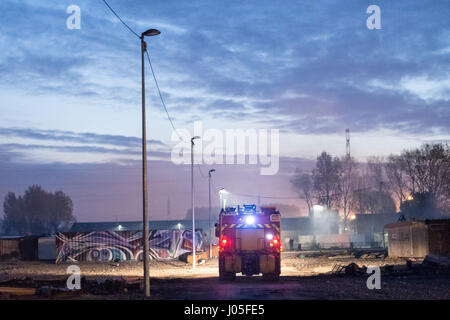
269, 242, 274, 247
273, 239, 278, 244
222, 238, 227, 245
244, 215, 255, 225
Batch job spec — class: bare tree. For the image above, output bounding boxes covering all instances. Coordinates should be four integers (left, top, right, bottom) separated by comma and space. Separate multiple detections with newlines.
385, 154, 407, 205
386, 143, 450, 217
291, 170, 315, 213
312, 152, 342, 210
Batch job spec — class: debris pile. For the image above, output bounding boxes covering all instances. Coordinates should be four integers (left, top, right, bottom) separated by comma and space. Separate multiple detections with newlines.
332, 262, 367, 275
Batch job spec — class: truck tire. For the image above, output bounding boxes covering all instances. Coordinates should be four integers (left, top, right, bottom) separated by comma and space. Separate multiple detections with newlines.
219, 256, 236, 281
262, 273, 279, 281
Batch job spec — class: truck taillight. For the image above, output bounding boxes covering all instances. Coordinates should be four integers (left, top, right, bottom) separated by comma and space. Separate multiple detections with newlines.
219, 237, 229, 251
268, 238, 281, 249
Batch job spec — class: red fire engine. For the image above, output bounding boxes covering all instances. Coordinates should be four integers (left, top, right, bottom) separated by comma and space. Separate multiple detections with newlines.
215, 204, 281, 281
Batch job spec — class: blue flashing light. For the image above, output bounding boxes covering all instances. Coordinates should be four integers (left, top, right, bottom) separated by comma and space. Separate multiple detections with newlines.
244, 215, 256, 225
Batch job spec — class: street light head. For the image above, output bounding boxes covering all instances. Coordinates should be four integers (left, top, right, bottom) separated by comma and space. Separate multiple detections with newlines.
191, 136, 201, 144
209, 169, 216, 174
142, 28, 161, 37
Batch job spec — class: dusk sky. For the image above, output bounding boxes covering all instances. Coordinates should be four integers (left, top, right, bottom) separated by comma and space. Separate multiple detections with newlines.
0, 0, 449, 222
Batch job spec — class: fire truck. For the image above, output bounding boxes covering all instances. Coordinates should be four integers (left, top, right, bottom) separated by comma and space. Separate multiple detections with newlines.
215, 204, 281, 281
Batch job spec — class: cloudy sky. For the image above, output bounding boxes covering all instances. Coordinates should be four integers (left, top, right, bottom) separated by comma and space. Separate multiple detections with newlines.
0, 0, 449, 221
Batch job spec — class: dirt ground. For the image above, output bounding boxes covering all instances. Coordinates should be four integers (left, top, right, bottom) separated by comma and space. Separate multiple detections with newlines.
1, 251, 450, 299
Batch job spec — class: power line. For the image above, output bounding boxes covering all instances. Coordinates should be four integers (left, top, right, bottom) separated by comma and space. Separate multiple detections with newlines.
144, 50, 184, 142
197, 164, 208, 179
102, 0, 140, 38
101, 1, 183, 142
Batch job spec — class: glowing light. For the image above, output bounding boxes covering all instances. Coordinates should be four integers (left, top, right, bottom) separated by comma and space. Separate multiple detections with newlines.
266, 233, 273, 240
222, 238, 227, 245
273, 239, 278, 244
313, 205, 324, 212
406, 195, 414, 201
245, 215, 255, 225
350, 214, 356, 221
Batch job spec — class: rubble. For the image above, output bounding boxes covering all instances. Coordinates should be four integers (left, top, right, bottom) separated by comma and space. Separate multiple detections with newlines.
332, 263, 367, 275
422, 254, 450, 267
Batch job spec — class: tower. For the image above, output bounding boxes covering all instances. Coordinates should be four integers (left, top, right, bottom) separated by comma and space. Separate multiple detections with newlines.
345, 128, 350, 159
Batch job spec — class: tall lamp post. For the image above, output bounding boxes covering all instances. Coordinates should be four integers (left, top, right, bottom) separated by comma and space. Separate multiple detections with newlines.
140, 28, 160, 298
191, 136, 201, 269
208, 169, 216, 258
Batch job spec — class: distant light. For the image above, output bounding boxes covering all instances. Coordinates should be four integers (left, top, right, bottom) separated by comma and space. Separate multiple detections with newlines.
350, 214, 356, 221
117, 225, 123, 230
245, 215, 255, 225
266, 233, 273, 240
313, 205, 324, 212
406, 195, 414, 201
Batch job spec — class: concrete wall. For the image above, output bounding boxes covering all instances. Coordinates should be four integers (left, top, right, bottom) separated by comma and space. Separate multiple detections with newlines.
55, 229, 203, 263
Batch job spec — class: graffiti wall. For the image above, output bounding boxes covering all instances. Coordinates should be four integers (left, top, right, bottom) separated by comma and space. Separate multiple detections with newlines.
55, 229, 203, 263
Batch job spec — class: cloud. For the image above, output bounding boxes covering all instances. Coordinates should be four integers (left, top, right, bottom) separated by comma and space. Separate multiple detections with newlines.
0, 0, 449, 150
0, 128, 166, 148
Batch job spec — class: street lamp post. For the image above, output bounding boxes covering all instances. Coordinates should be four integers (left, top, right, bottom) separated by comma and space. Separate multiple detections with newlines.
140, 28, 160, 298
191, 136, 201, 269
208, 169, 216, 258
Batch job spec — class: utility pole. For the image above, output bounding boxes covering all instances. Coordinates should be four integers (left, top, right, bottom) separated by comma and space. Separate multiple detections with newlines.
345, 128, 350, 159
140, 28, 160, 298
208, 169, 216, 258
191, 136, 200, 269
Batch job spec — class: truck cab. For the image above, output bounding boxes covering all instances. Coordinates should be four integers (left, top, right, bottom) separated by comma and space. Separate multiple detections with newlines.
215, 204, 281, 281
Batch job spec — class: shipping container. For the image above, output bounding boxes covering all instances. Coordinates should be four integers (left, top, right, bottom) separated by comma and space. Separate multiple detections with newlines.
385, 219, 450, 258
0, 237, 21, 258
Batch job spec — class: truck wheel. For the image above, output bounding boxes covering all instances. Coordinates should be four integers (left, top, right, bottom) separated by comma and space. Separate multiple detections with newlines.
219, 256, 236, 281
262, 273, 279, 281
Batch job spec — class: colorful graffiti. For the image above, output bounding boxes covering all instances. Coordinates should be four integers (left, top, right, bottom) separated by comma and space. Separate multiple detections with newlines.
55, 229, 203, 263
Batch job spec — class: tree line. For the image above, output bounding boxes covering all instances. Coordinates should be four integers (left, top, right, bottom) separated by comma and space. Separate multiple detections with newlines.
291, 143, 450, 227
2, 185, 75, 235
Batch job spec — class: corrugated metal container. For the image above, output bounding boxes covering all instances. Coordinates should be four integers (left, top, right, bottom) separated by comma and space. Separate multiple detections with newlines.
426, 219, 450, 256
38, 237, 56, 260
19, 236, 39, 261
385, 219, 450, 258
0, 237, 21, 257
